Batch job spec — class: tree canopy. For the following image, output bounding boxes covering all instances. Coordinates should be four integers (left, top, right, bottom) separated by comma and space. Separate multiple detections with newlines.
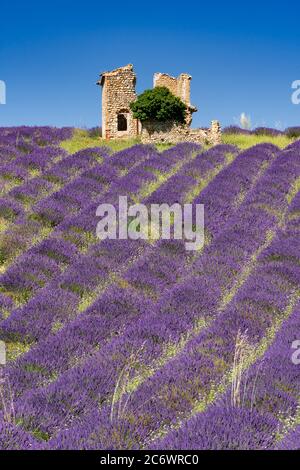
130, 86, 187, 123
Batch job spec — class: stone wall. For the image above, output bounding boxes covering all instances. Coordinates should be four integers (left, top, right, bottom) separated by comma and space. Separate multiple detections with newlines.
153, 72, 192, 106
141, 120, 222, 145
153, 72, 197, 126
98, 64, 140, 139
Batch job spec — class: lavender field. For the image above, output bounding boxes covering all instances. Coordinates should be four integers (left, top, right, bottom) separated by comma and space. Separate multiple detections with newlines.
0, 126, 299, 450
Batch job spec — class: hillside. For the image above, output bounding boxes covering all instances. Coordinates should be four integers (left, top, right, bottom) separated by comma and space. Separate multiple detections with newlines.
0, 127, 299, 450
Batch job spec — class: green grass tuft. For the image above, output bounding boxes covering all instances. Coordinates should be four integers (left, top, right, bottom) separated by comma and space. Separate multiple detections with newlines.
222, 133, 295, 149
60, 128, 141, 154
60, 128, 297, 155
6, 341, 31, 362
60, 128, 174, 154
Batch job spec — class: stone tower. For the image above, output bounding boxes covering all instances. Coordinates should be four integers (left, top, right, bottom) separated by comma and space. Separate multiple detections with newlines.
97, 64, 140, 139
153, 72, 197, 126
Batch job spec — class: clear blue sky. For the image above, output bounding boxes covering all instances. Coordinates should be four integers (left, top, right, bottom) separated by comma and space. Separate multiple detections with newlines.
0, 0, 299, 129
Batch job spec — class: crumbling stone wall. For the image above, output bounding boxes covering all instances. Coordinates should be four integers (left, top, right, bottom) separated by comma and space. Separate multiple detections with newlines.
153, 72, 197, 126
97, 64, 140, 139
141, 120, 222, 146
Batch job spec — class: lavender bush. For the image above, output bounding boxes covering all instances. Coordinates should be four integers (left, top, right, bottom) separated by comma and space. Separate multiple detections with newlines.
0, 126, 299, 450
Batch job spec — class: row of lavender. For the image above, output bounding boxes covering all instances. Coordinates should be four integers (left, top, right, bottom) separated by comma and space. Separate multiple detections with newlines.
2, 141, 274, 394
36, 142, 299, 449
1, 141, 278, 334
0, 144, 160, 306
152, 193, 300, 449
0, 128, 299, 449
0, 147, 113, 270
0, 142, 199, 320
0, 131, 203, 447
0, 127, 72, 195
0, 127, 78, 270
1, 141, 293, 446
223, 125, 300, 138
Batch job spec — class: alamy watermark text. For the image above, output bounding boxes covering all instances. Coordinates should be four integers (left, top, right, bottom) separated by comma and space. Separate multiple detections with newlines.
0, 80, 6, 105
96, 196, 204, 251
291, 80, 300, 105
291, 339, 300, 365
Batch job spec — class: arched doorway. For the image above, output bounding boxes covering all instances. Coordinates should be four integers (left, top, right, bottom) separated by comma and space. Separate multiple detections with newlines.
117, 113, 128, 131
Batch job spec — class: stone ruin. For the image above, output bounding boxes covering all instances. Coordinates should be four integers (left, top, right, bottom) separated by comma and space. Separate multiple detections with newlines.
153, 72, 197, 127
97, 64, 221, 145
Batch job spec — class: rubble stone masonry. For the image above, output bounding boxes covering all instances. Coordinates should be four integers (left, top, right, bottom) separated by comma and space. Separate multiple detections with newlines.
97, 64, 221, 144
97, 64, 140, 139
141, 120, 222, 145
153, 72, 197, 126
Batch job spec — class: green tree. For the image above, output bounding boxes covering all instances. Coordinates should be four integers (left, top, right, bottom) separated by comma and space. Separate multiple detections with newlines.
130, 87, 187, 123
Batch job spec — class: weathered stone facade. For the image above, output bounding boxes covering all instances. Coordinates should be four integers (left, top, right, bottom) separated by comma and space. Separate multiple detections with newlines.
141, 120, 222, 145
153, 72, 197, 126
97, 64, 221, 144
97, 64, 140, 139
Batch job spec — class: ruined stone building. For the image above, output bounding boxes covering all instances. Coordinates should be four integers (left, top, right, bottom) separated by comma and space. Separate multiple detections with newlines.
153, 72, 197, 126
97, 64, 140, 140
97, 64, 221, 144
